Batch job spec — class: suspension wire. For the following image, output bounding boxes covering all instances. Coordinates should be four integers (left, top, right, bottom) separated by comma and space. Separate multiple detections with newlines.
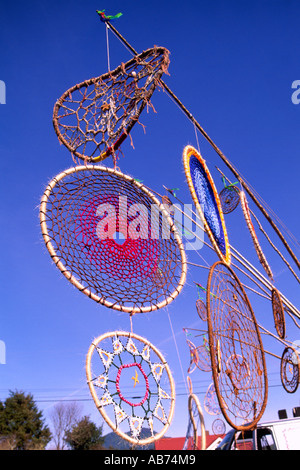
105, 23, 111, 71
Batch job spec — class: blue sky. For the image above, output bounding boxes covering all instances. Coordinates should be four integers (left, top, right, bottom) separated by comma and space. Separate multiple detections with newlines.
1, 0, 300, 444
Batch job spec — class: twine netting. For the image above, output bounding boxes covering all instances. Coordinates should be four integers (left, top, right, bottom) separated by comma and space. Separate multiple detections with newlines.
271, 288, 286, 340
39, 165, 186, 313
183, 145, 231, 265
240, 191, 273, 281
219, 186, 240, 214
280, 347, 300, 394
204, 382, 221, 416
206, 261, 268, 430
86, 331, 175, 445
53, 47, 170, 165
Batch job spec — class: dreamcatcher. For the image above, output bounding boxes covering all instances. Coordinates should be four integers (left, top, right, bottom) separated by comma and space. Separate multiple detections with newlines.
212, 418, 226, 436
86, 331, 175, 445
53, 47, 170, 166
183, 145, 231, 265
219, 181, 240, 215
280, 346, 300, 394
184, 334, 211, 374
240, 190, 273, 281
271, 288, 286, 340
183, 376, 206, 450
206, 261, 268, 430
195, 283, 207, 321
39, 165, 187, 313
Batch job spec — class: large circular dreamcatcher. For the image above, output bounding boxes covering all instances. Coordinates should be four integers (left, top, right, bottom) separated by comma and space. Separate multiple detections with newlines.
271, 288, 286, 339
53, 47, 170, 165
183, 145, 231, 265
280, 346, 300, 394
206, 261, 268, 430
39, 165, 187, 313
240, 190, 273, 281
183, 377, 206, 450
86, 331, 175, 446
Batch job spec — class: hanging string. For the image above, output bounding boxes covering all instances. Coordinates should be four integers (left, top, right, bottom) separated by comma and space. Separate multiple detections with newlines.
105, 23, 111, 72
165, 306, 189, 396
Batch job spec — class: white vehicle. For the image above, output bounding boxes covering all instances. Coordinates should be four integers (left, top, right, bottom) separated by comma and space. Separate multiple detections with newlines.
216, 417, 300, 450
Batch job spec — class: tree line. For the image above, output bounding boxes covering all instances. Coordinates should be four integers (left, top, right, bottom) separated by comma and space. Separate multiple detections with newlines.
0, 390, 105, 450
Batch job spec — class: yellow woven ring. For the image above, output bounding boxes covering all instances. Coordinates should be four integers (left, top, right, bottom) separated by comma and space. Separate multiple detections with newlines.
183, 145, 231, 265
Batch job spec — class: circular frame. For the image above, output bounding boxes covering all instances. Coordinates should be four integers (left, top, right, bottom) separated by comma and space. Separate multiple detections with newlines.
206, 261, 268, 430
183, 145, 231, 265
86, 331, 176, 446
39, 165, 187, 314
219, 185, 240, 214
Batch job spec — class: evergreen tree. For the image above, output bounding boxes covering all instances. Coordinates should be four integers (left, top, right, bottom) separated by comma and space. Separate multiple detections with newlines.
0, 390, 51, 450
64, 416, 104, 450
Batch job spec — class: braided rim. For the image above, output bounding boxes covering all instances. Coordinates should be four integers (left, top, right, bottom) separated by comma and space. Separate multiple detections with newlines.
240, 190, 273, 280
39, 165, 187, 314
183, 145, 231, 265
86, 331, 176, 446
206, 261, 268, 431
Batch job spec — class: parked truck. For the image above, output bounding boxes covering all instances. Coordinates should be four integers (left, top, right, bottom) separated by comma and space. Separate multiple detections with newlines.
216, 417, 300, 450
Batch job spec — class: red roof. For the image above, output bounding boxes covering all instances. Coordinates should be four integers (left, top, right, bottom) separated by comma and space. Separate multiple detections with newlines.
154, 432, 225, 450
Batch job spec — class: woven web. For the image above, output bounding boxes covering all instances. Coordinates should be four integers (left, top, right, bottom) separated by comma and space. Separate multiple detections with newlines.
40, 166, 185, 313
204, 383, 221, 415
86, 332, 175, 444
189, 155, 227, 258
280, 347, 300, 394
219, 186, 240, 214
206, 262, 268, 430
271, 288, 286, 339
53, 47, 170, 165
212, 418, 226, 435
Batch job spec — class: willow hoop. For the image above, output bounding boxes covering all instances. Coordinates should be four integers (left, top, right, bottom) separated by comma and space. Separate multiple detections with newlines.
240, 190, 273, 281
53, 47, 170, 164
206, 261, 268, 431
86, 331, 175, 446
39, 165, 187, 314
183, 145, 231, 265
